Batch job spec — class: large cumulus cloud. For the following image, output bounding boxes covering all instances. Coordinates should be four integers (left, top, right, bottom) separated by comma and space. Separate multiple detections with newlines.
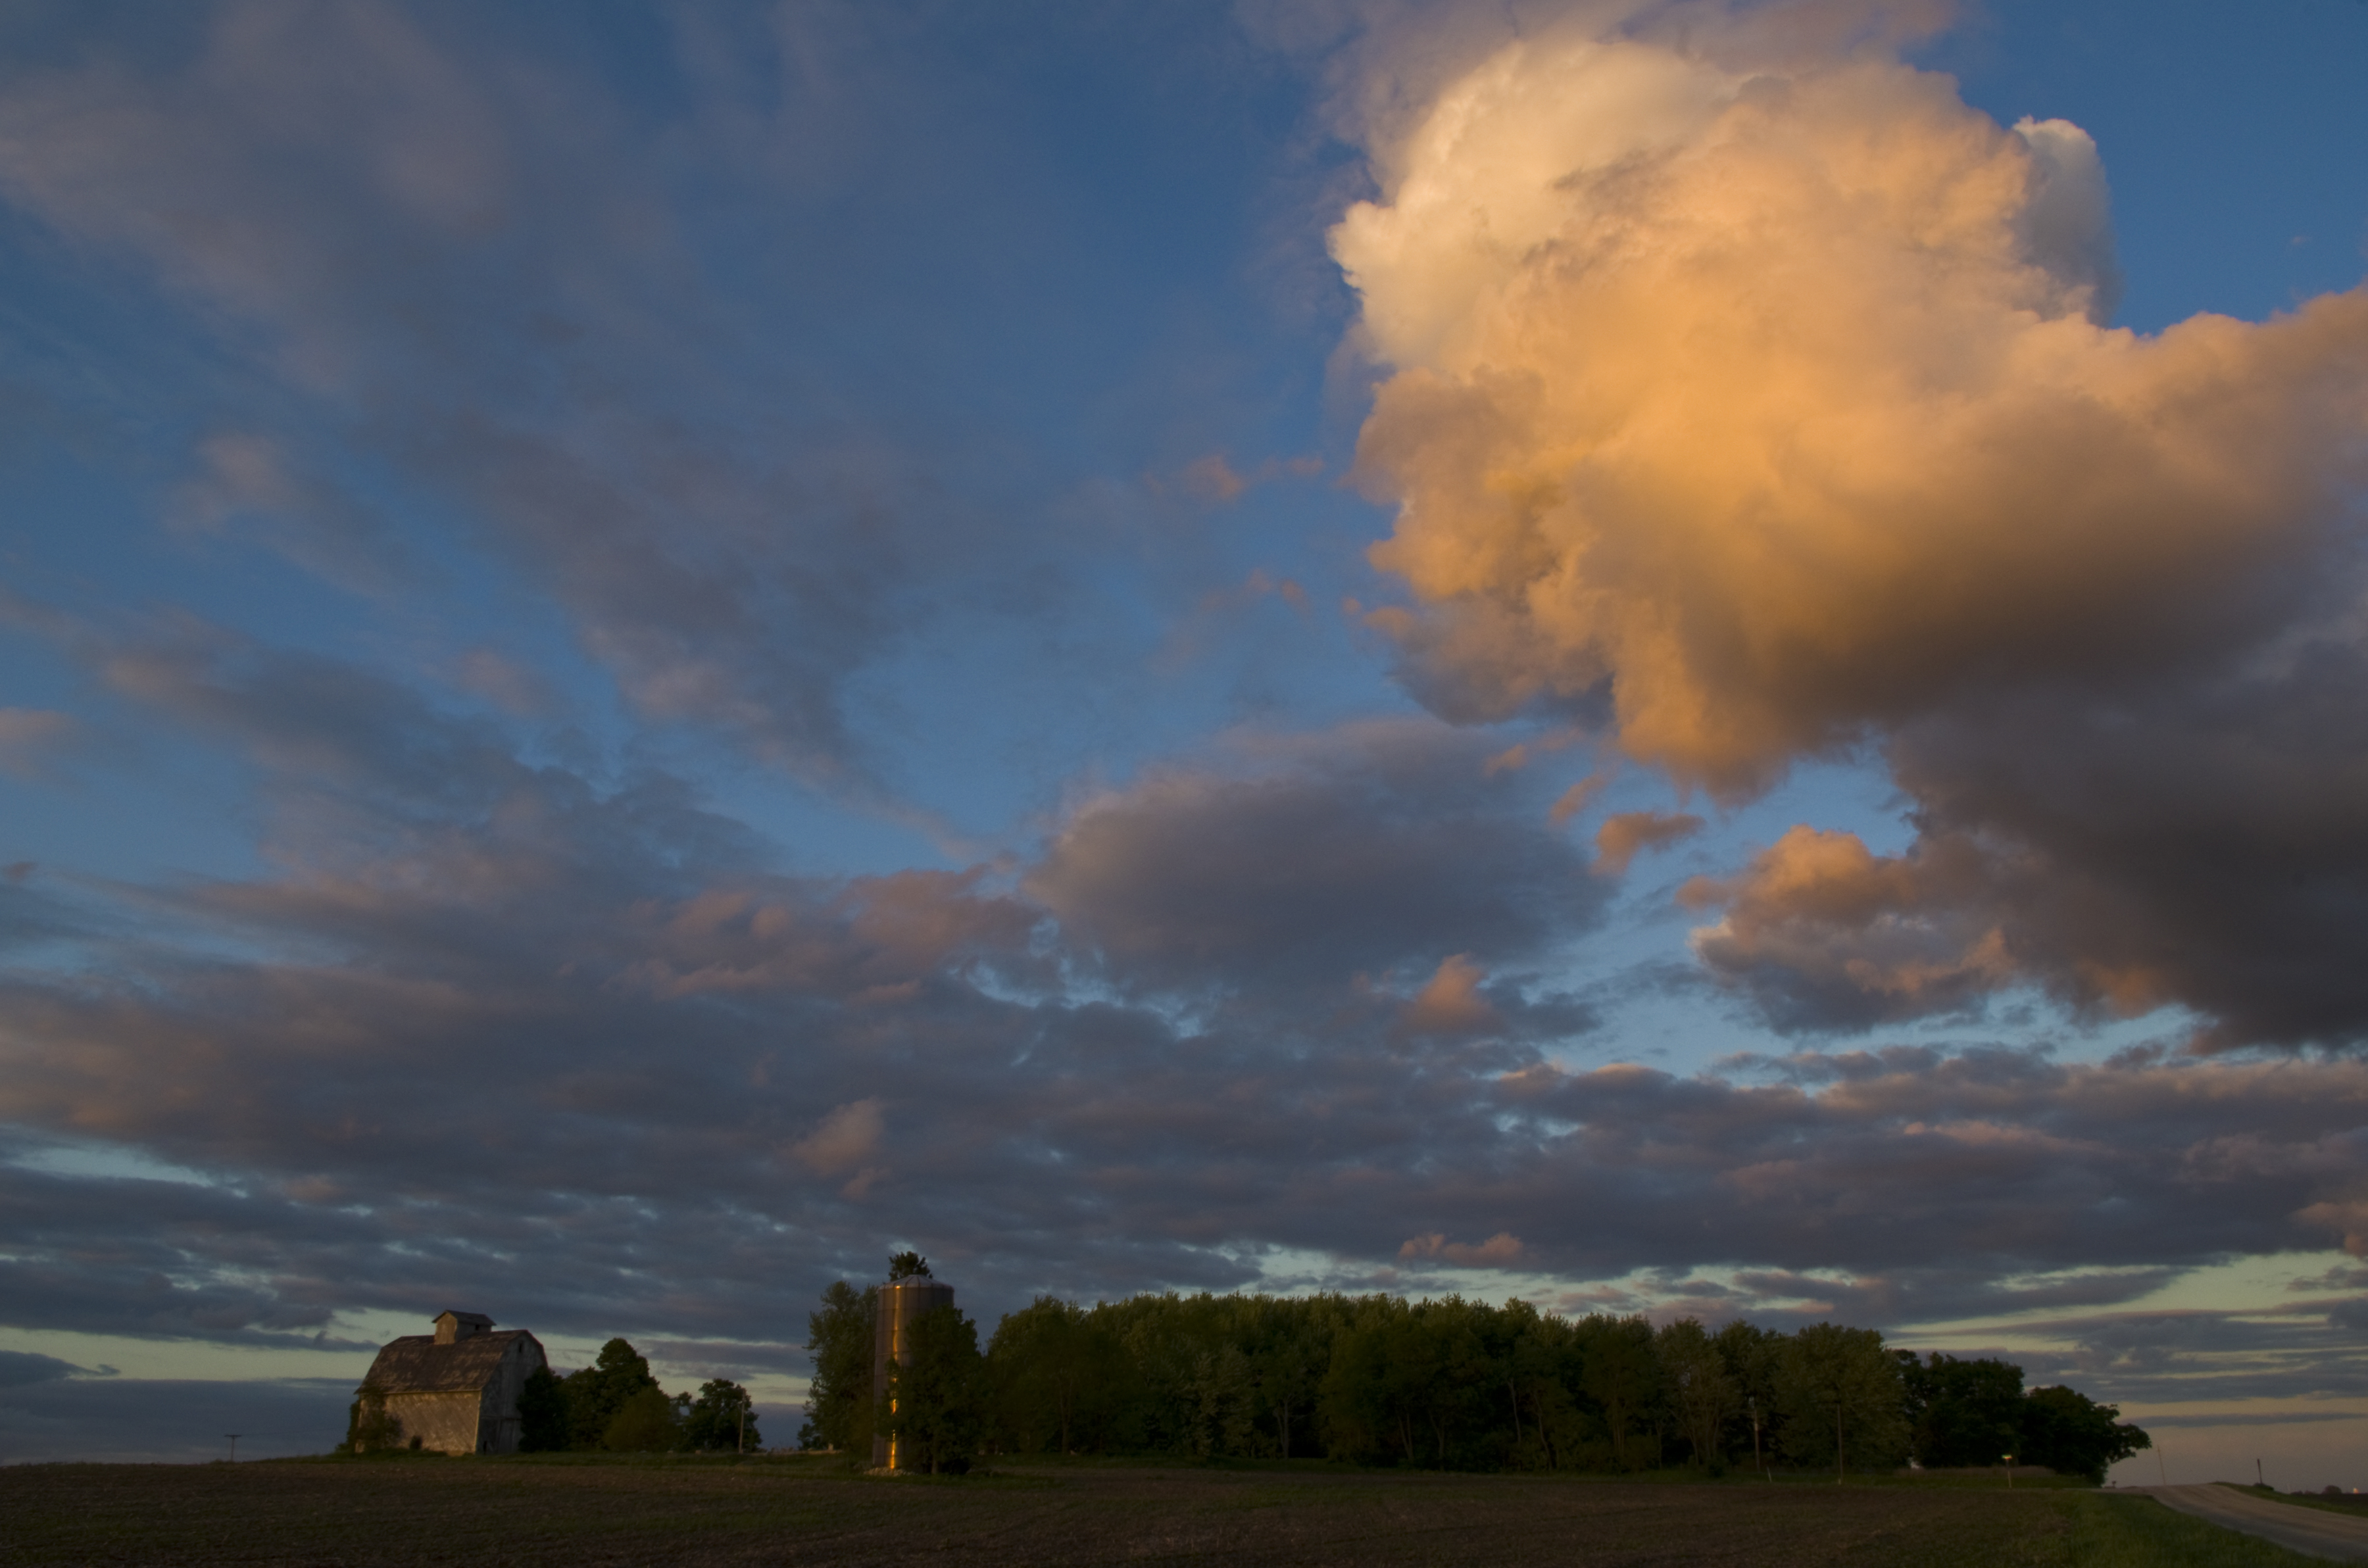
1334, 3, 2368, 1046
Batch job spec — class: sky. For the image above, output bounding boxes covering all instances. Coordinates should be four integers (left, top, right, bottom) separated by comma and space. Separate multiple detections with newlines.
1, 0, 2365, 1487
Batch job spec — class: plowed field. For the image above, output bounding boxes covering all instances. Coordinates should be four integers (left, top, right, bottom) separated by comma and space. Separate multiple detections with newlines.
0, 1456, 2313, 1567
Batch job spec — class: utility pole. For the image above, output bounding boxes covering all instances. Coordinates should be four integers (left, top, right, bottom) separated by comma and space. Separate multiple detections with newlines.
737, 1393, 747, 1456
1748, 1395, 1766, 1480
224, 1434, 241, 1463
2257, 1459, 2266, 1489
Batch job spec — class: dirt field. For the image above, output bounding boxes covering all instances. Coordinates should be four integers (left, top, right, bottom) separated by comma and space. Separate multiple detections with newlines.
0, 1456, 2319, 1567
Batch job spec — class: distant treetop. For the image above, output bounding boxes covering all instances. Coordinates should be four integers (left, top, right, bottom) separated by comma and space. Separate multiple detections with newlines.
889, 1250, 932, 1281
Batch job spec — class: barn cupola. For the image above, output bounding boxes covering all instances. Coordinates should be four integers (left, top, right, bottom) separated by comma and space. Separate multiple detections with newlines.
433, 1310, 495, 1345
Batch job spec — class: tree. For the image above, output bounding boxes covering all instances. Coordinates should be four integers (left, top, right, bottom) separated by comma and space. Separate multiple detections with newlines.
1250, 1318, 1324, 1462
517, 1367, 570, 1452
1900, 1354, 2025, 1468
604, 1384, 684, 1452
1580, 1315, 1664, 1471
680, 1377, 761, 1453
1713, 1320, 1781, 1477
990, 1296, 1122, 1456
1320, 1298, 1436, 1465
2021, 1385, 2150, 1483
1189, 1343, 1256, 1460
1506, 1305, 1586, 1471
342, 1384, 403, 1454
1657, 1319, 1739, 1471
566, 1339, 660, 1451
798, 1281, 878, 1456
1775, 1324, 1908, 1481
887, 1303, 983, 1473
889, 1250, 932, 1281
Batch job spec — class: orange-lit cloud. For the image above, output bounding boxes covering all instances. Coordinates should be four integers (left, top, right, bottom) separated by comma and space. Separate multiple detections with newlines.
1401, 1231, 1525, 1266
1337, 20, 2368, 799
1402, 952, 1498, 1033
1593, 809, 1704, 875
1152, 452, 1325, 506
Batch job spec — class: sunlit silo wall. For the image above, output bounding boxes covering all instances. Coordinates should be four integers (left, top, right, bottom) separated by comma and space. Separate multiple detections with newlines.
870, 1278, 955, 1469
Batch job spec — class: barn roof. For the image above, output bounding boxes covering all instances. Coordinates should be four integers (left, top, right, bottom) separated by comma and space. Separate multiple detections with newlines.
362, 1330, 537, 1394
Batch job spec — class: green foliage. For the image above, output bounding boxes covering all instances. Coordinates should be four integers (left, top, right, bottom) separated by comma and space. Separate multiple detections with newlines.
679, 1378, 761, 1453
1658, 1318, 1738, 1470
2019, 1384, 2150, 1483
603, 1385, 685, 1452
566, 1338, 660, 1452
886, 1304, 983, 1473
1900, 1353, 2027, 1468
1713, 1319, 1782, 1473
341, 1384, 403, 1454
888, 1250, 932, 1281
987, 1296, 1122, 1456
797, 1280, 877, 1457
1775, 1323, 1910, 1479
516, 1366, 570, 1453
787, 1277, 2137, 1482
1580, 1313, 1665, 1471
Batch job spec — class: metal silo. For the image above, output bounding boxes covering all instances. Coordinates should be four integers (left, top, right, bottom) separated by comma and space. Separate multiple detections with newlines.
870, 1276, 956, 1470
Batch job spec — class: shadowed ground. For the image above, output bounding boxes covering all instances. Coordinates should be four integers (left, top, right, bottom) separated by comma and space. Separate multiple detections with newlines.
0, 1457, 2331, 1567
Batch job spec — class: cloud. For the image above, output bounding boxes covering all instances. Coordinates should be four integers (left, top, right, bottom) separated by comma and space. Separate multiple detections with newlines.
790, 1099, 885, 1176
0, 708, 77, 779
0, 625, 2357, 1379
1331, 7, 2368, 1048
1400, 1230, 1525, 1266
1593, 810, 1704, 876
170, 432, 418, 598
1680, 826, 2016, 1031
1683, 660, 2368, 1045
34, 618, 2361, 1372
1401, 953, 1499, 1035
1027, 720, 1606, 994
1153, 452, 1327, 506
0, 1, 1082, 793
1545, 771, 1606, 827
0, 1349, 99, 1388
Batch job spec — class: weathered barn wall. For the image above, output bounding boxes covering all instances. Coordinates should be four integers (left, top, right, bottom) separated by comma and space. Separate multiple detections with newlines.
385, 1390, 485, 1455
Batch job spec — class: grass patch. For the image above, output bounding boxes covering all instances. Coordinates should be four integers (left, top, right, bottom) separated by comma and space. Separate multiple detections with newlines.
2060, 1493, 2332, 1566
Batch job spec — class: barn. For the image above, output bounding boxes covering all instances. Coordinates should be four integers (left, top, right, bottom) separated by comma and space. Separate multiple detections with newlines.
355, 1310, 548, 1454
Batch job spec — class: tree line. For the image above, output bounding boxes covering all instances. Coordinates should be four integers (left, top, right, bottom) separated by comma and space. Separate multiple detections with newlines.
800, 1275, 2150, 1481
343, 1338, 760, 1454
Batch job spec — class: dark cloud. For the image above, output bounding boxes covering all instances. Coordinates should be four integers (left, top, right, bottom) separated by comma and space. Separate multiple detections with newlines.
1685, 641, 2368, 1048
1027, 720, 1607, 996
39, 627, 2361, 1374
0, 1349, 97, 1388
7, 645, 2368, 1363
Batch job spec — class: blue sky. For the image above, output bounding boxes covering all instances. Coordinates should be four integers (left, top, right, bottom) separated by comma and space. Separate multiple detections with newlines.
3, 0, 2367, 1485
